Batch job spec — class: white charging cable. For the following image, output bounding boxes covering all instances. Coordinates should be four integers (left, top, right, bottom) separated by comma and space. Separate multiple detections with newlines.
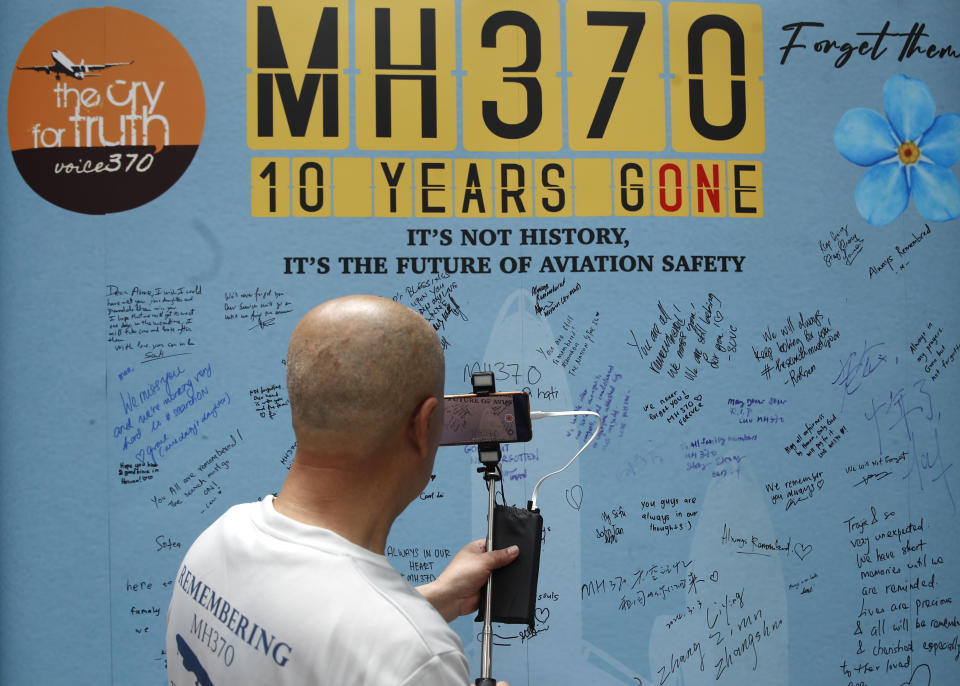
528, 410, 602, 511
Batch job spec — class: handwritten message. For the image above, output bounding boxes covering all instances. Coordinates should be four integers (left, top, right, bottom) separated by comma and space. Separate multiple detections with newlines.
112, 361, 230, 468
249, 383, 288, 419
223, 287, 294, 331
537, 311, 599, 376
765, 470, 825, 511
628, 294, 737, 380
385, 543, 453, 584
393, 273, 467, 347
727, 396, 787, 426
753, 309, 841, 386
868, 224, 933, 279
107, 285, 201, 362
784, 412, 847, 459
818, 224, 864, 267
645, 389, 704, 427
641, 496, 698, 536
149, 429, 242, 515
911, 322, 959, 382
865, 379, 955, 513
841, 506, 954, 683
568, 365, 628, 448
683, 434, 757, 478
532, 278, 582, 317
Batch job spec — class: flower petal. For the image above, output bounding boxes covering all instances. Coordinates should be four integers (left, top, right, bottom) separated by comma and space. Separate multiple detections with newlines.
834, 108, 897, 166
855, 163, 909, 226
883, 74, 936, 143
920, 113, 960, 167
911, 162, 960, 222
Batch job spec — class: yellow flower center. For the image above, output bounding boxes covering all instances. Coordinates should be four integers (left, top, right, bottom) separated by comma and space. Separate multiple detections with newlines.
898, 141, 920, 165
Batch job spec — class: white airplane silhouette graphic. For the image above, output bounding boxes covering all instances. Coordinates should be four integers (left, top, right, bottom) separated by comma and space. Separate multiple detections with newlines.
18, 50, 132, 80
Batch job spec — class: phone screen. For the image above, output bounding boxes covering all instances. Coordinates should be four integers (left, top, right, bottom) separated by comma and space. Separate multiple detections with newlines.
439, 392, 532, 445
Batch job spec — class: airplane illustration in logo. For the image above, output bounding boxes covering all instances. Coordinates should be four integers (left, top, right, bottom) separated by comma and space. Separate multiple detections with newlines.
176, 635, 215, 686
18, 50, 132, 80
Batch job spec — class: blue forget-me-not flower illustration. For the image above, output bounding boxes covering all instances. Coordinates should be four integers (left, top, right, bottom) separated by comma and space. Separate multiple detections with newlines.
834, 74, 960, 226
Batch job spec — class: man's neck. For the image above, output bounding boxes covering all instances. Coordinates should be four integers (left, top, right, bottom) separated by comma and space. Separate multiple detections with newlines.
273, 458, 400, 554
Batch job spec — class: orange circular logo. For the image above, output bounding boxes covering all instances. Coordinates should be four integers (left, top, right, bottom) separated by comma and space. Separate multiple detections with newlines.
8, 7, 204, 214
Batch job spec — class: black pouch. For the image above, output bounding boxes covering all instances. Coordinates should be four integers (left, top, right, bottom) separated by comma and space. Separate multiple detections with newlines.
476, 505, 543, 627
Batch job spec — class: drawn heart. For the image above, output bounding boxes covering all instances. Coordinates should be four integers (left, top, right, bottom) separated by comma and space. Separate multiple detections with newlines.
900, 664, 931, 686
535, 607, 550, 625
816, 479, 824, 490
793, 543, 812, 561
565, 484, 583, 511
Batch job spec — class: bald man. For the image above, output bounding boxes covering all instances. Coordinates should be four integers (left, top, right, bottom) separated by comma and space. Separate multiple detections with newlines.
166, 295, 517, 686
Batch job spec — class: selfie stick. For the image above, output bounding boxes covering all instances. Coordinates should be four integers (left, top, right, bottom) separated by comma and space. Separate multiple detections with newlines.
471, 371, 501, 686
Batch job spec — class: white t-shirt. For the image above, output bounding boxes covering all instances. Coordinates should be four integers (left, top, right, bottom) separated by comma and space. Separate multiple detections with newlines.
166, 496, 468, 686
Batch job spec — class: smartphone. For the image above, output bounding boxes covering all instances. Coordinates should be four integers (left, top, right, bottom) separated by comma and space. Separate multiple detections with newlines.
440, 391, 532, 445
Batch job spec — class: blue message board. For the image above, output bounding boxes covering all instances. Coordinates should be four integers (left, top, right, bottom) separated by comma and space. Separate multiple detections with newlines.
1, 1, 959, 684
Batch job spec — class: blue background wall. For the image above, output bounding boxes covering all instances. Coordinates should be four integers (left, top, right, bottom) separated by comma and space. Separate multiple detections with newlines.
2, 2, 958, 684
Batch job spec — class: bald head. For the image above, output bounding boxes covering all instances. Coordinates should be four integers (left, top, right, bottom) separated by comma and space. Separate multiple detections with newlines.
285, 295, 445, 454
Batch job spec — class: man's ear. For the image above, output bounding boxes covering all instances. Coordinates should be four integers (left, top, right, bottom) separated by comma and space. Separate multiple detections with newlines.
408, 396, 439, 458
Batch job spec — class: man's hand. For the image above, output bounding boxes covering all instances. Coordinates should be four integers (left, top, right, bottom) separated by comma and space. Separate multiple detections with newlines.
417, 540, 519, 622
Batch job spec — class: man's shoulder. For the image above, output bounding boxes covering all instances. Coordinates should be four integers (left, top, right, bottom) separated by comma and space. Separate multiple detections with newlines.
166, 498, 467, 685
